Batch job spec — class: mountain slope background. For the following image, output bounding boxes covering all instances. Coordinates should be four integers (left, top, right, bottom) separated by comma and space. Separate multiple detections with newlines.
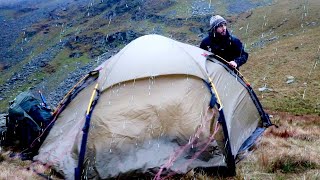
0, 0, 319, 115
0, 0, 319, 179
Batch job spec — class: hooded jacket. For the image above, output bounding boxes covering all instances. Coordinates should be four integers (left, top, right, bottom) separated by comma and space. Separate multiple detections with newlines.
200, 30, 248, 68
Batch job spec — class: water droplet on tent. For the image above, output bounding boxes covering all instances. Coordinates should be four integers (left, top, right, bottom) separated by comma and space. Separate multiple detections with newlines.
132, 79, 136, 87
109, 149, 112, 153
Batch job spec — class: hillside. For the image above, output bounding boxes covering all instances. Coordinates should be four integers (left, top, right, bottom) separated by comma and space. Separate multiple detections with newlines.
235, 0, 320, 115
0, 0, 319, 115
0, 0, 274, 112
0, 0, 319, 179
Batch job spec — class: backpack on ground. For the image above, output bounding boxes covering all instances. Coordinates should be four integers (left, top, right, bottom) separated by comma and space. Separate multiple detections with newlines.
5, 91, 53, 156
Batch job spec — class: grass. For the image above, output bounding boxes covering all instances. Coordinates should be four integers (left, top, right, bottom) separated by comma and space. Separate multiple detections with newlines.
26, 26, 62, 55
0, 150, 61, 180
242, 25, 320, 115
236, 112, 320, 179
238, 0, 320, 115
158, 0, 229, 18
267, 155, 318, 173
0, 0, 320, 178
1, 111, 319, 179
158, 0, 194, 18
0, 8, 18, 19
48, 48, 90, 74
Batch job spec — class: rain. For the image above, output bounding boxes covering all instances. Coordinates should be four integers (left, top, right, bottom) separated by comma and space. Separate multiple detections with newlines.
0, 0, 319, 179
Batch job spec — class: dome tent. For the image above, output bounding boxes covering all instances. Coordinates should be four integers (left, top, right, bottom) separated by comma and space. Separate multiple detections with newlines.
34, 34, 271, 179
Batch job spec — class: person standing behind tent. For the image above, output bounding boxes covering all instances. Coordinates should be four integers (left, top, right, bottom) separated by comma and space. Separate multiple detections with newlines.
200, 15, 248, 69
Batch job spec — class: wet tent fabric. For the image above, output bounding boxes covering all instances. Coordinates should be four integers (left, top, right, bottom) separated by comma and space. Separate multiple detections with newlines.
34, 81, 97, 179
98, 34, 207, 90
85, 75, 226, 178
206, 61, 261, 156
34, 34, 264, 179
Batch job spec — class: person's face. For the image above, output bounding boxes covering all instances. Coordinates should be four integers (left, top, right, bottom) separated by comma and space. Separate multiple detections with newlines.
216, 23, 227, 36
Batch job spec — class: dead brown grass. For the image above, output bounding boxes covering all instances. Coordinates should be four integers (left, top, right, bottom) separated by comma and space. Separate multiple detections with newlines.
236, 112, 320, 179
0, 151, 62, 180
0, 151, 40, 180
1, 0, 319, 179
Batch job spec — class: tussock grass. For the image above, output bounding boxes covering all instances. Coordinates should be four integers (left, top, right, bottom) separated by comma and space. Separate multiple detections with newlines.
1, 0, 319, 179
236, 112, 320, 179
267, 154, 318, 173
0, 151, 39, 180
3, 110, 318, 179
0, 151, 62, 180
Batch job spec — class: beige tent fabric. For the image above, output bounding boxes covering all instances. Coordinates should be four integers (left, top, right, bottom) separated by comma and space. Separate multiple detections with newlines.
35, 75, 225, 179
98, 34, 208, 91
85, 75, 224, 178
34, 82, 97, 179
34, 34, 263, 179
206, 61, 260, 156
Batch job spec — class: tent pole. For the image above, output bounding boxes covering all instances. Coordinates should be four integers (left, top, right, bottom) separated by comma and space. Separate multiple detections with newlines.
218, 108, 236, 176
75, 83, 99, 180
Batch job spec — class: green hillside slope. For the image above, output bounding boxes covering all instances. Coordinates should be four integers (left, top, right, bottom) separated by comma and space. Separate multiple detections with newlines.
0, 0, 319, 115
